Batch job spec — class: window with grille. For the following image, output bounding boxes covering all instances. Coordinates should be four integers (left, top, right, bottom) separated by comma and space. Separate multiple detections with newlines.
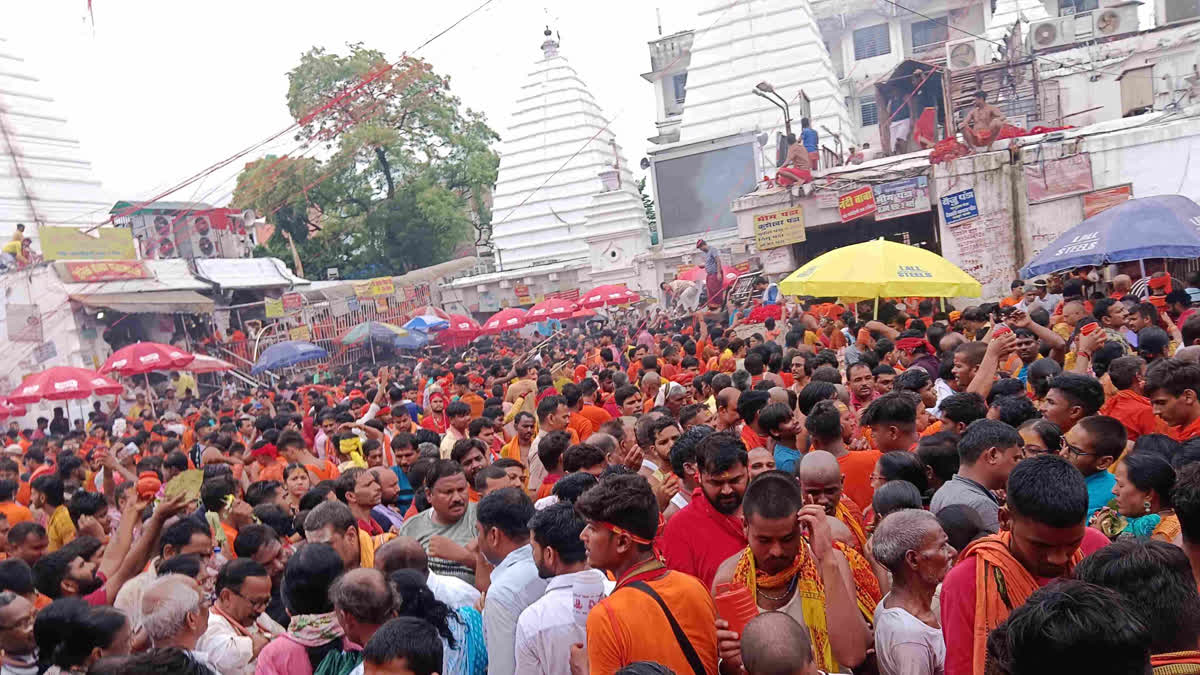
910, 17, 949, 50
853, 24, 892, 60
860, 96, 879, 125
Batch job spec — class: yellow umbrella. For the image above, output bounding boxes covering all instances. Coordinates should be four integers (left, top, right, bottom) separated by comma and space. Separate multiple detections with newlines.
779, 239, 982, 300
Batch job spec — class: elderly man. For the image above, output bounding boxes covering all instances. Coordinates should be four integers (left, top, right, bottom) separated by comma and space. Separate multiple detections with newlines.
141, 574, 217, 671
198, 559, 274, 675
374, 536, 480, 609
331, 568, 395, 657
872, 509, 954, 675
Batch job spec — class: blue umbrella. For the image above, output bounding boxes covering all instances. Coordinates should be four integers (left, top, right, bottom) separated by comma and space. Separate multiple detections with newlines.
403, 315, 449, 332
1020, 195, 1200, 277
252, 341, 329, 374
395, 329, 430, 350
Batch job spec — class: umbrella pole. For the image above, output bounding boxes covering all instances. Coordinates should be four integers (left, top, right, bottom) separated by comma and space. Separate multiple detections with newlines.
1140, 259, 1146, 277
145, 373, 156, 417
370, 336, 376, 365
873, 298, 879, 320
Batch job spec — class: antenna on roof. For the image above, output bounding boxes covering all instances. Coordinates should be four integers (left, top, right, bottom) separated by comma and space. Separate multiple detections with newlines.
656, 8, 663, 36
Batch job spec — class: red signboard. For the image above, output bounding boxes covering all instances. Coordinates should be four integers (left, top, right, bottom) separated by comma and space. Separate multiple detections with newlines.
1083, 184, 1132, 219
838, 186, 877, 222
63, 260, 151, 282
281, 293, 303, 312
1024, 153, 1094, 203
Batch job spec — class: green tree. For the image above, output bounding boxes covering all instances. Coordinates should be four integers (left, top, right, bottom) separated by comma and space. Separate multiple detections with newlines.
234, 44, 499, 278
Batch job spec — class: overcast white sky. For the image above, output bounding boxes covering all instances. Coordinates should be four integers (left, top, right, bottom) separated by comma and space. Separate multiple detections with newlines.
4, 0, 700, 220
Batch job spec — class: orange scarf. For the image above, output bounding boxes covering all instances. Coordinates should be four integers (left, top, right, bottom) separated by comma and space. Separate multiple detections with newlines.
1150, 651, 1200, 674
836, 501, 869, 554
835, 541, 882, 623
731, 544, 836, 672
962, 532, 1086, 675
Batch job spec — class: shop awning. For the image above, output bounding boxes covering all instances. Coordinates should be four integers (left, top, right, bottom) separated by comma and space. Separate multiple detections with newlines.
70, 290, 215, 314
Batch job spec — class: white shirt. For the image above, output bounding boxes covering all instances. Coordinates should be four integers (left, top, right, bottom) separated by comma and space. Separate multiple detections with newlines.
427, 570, 481, 609
873, 599, 945, 675
483, 544, 549, 675
514, 569, 609, 675
195, 611, 255, 675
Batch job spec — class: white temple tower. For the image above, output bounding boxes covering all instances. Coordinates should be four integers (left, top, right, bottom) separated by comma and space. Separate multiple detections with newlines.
0, 36, 110, 244
489, 29, 648, 275
677, 0, 854, 157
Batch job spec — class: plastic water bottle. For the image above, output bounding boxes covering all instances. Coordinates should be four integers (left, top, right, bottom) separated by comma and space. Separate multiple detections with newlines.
572, 572, 607, 629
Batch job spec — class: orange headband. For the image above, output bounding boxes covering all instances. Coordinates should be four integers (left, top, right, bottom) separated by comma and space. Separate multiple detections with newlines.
590, 520, 653, 545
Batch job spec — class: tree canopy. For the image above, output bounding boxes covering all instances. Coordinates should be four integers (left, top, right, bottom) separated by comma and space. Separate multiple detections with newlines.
234, 44, 498, 278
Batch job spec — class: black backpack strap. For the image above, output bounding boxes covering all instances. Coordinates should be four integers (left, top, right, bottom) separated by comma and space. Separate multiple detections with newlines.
628, 579, 707, 675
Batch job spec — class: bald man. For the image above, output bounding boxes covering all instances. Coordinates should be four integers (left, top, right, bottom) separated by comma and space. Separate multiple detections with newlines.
741, 611, 819, 675
374, 536, 480, 609
331, 568, 393, 649
715, 388, 741, 433
1111, 274, 1133, 300
767, 387, 790, 407
799, 451, 867, 553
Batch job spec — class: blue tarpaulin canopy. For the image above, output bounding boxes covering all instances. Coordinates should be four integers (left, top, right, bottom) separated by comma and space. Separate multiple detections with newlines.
1020, 195, 1200, 277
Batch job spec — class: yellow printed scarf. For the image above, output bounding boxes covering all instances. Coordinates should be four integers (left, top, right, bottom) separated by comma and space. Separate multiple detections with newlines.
731, 544, 836, 673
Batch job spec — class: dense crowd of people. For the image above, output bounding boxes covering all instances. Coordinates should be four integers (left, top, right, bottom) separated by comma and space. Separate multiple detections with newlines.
7, 265, 1200, 675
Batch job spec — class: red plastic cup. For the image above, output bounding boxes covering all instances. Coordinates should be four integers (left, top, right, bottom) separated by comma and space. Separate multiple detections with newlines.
1081, 322, 1098, 336
993, 324, 1012, 337
713, 583, 759, 637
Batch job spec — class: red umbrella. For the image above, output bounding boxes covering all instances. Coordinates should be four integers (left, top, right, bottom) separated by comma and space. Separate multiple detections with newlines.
526, 297, 578, 322
8, 367, 123, 405
437, 314, 481, 346
410, 305, 451, 321
480, 307, 528, 335
678, 265, 740, 288
0, 398, 27, 421
185, 354, 235, 373
580, 284, 641, 309
99, 342, 196, 376
569, 308, 597, 320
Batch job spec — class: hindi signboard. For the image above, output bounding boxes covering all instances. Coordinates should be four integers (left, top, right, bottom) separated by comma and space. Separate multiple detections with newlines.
39, 226, 137, 261
281, 293, 303, 312
940, 189, 979, 226
753, 206, 806, 251
288, 325, 312, 341
1024, 153, 1094, 203
874, 177, 931, 221
1083, 184, 1133, 219
838, 186, 877, 222
62, 260, 151, 283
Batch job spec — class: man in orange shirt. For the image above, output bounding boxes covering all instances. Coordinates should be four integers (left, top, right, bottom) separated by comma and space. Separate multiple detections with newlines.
1145, 358, 1200, 442
1000, 279, 1024, 308
561, 383, 595, 441
453, 376, 485, 418
805, 401, 880, 512
1100, 356, 1165, 442
576, 379, 613, 431
575, 473, 719, 674
0, 480, 31, 526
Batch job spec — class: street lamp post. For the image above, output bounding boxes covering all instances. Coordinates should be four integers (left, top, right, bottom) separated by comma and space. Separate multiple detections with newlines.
752, 81, 792, 136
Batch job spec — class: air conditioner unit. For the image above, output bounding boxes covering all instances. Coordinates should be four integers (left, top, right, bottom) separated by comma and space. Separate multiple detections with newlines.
1030, 16, 1077, 50
945, 38, 988, 69
1074, 11, 1097, 39
189, 216, 220, 258
1094, 5, 1139, 36
151, 215, 179, 259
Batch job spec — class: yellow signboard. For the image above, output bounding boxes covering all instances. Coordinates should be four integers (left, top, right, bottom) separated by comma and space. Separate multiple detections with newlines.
753, 206, 806, 251
38, 226, 136, 261
288, 325, 312, 341
353, 277, 396, 298
264, 298, 284, 318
